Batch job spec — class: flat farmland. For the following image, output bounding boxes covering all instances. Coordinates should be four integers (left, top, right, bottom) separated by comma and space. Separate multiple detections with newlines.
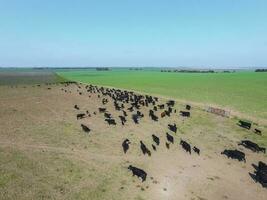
0, 69, 65, 85
1, 82, 266, 200
58, 70, 267, 122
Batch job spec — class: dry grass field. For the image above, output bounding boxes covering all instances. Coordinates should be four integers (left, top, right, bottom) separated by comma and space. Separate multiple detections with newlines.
0, 81, 267, 200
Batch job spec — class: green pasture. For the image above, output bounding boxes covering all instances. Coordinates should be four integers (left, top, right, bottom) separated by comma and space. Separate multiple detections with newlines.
57, 70, 267, 120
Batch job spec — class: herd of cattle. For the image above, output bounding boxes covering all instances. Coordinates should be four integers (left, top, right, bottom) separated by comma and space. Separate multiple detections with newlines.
57, 82, 267, 188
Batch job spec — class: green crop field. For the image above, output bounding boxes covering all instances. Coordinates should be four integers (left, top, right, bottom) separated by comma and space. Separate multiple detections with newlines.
57, 69, 267, 122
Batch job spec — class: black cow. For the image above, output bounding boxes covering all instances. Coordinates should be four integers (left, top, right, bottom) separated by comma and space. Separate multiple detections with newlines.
104, 112, 112, 118
255, 161, 267, 187
140, 141, 151, 156
180, 111, 190, 117
166, 132, 174, 143
149, 109, 154, 117
167, 100, 175, 107
151, 114, 158, 121
180, 140, 191, 154
122, 110, 128, 117
158, 104, 165, 109
105, 118, 116, 125
238, 140, 265, 153
168, 124, 177, 133
152, 144, 156, 151
152, 134, 160, 145
221, 149, 246, 162
74, 105, 79, 110
258, 161, 267, 171
128, 165, 147, 182
165, 110, 171, 117
81, 124, 91, 133
255, 128, 262, 135
137, 111, 144, 118
186, 105, 191, 110
193, 146, 200, 155
77, 113, 86, 120
122, 139, 130, 153
132, 114, 139, 124
238, 120, 251, 130
98, 107, 106, 113
128, 106, 134, 112
119, 115, 127, 125
165, 142, 170, 149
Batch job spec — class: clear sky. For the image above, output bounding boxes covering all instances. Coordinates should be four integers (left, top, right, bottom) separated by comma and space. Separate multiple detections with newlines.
0, 0, 267, 68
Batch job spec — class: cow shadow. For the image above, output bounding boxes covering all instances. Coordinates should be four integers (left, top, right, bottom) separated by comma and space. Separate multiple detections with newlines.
248, 163, 258, 183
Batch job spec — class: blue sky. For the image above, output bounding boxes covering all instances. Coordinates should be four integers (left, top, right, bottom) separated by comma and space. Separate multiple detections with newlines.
0, 0, 267, 68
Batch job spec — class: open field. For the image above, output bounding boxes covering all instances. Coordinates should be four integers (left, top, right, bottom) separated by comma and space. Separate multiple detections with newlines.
0, 69, 65, 85
57, 70, 267, 122
0, 75, 267, 200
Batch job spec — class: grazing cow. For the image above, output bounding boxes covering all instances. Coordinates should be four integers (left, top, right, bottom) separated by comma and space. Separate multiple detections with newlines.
132, 114, 139, 124
74, 105, 79, 110
104, 112, 112, 118
161, 111, 166, 118
193, 146, 200, 155
149, 109, 154, 117
140, 141, 151, 156
128, 165, 147, 182
105, 118, 116, 125
93, 111, 96, 115
221, 149, 246, 162
122, 110, 128, 117
165, 142, 170, 149
186, 104, 191, 110
152, 134, 160, 145
258, 161, 267, 171
77, 113, 86, 120
238, 120, 251, 130
153, 106, 157, 111
158, 104, 165, 109
180, 111, 190, 117
81, 124, 91, 133
128, 106, 134, 112
255, 161, 267, 187
168, 124, 177, 133
119, 115, 127, 125
122, 139, 130, 153
137, 111, 144, 118
238, 140, 265, 153
167, 100, 175, 107
102, 98, 108, 105
151, 114, 158, 121
255, 128, 262, 135
98, 107, 106, 113
152, 144, 156, 151
180, 140, 191, 154
165, 110, 171, 117
166, 132, 174, 143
